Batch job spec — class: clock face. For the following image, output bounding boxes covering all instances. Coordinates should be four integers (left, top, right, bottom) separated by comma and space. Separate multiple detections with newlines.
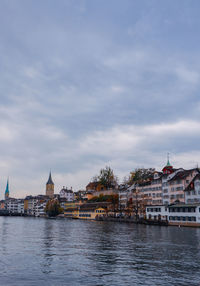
194, 180, 200, 192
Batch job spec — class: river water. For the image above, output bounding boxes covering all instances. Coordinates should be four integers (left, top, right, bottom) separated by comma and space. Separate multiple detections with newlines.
0, 217, 199, 286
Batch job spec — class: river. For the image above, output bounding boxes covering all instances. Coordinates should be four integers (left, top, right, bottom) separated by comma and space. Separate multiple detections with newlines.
0, 216, 199, 286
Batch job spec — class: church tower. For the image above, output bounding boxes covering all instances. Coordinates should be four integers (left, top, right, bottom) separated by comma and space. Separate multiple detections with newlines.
5, 179, 9, 200
46, 172, 54, 198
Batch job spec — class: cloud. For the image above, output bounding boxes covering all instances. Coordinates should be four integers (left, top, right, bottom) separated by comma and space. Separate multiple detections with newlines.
0, 0, 200, 198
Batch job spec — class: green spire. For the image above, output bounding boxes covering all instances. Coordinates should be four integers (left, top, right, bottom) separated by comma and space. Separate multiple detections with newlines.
5, 178, 9, 199
167, 159, 171, 166
166, 153, 172, 167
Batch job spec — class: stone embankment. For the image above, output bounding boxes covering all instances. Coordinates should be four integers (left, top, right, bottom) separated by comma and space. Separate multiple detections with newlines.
95, 216, 168, 226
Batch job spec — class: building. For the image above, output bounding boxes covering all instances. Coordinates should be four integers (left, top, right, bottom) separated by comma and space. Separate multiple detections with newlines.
162, 167, 198, 205
4, 198, 24, 214
59, 187, 74, 201
184, 174, 200, 203
46, 172, 54, 198
64, 202, 110, 220
86, 182, 106, 192
35, 200, 47, 217
24, 195, 48, 216
118, 184, 134, 209
146, 205, 168, 221
130, 160, 199, 210
145, 203, 200, 227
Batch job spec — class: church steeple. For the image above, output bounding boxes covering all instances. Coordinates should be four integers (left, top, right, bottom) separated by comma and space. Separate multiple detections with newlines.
47, 171, 54, 185
46, 171, 54, 198
5, 178, 9, 200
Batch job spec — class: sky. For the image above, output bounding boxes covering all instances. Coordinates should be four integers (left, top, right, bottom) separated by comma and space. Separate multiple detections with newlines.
1, 0, 200, 198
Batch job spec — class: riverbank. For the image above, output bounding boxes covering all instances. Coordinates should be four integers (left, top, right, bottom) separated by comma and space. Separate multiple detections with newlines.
95, 216, 168, 226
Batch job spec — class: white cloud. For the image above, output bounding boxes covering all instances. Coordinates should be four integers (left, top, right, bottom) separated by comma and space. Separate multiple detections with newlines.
175, 66, 199, 84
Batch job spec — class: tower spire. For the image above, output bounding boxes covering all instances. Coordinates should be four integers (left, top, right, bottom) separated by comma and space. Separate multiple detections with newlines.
47, 171, 54, 185
5, 178, 9, 200
167, 152, 171, 166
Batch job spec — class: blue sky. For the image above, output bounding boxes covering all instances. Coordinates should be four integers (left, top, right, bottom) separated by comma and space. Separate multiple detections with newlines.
1, 0, 200, 197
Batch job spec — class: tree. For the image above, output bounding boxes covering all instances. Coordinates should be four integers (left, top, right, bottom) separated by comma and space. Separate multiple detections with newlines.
129, 168, 155, 184
98, 166, 118, 188
45, 199, 63, 217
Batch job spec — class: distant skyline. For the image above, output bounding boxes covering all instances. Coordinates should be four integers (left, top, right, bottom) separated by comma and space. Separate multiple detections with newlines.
1, 0, 200, 198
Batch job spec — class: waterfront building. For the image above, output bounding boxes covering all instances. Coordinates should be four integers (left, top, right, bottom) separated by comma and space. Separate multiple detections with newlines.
5, 179, 9, 200
59, 198, 68, 211
24, 196, 38, 215
24, 195, 48, 216
64, 206, 79, 218
5, 198, 18, 213
5, 198, 24, 214
64, 202, 110, 220
35, 200, 47, 217
146, 205, 168, 221
17, 199, 25, 214
46, 172, 54, 198
79, 204, 107, 220
146, 203, 200, 226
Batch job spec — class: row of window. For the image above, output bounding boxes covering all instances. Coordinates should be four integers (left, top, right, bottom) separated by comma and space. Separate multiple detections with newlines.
170, 194, 184, 199
171, 186, 183, 191
96, 210, 105, 213
147, 208, 161, 212
169, 180, 183, 185
187, 199, 200, 203
169, 216, 196, 222
141, 187, 162, 192
169, 207, 196, 213
79, 214, 91, 217
186, 191, 200, 196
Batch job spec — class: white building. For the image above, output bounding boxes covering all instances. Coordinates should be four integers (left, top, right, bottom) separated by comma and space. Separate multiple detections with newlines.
35, 201, 47, 217
146, 205, 168, 221
146, 203, 200, 226
60, 187, 74, 201
5, 198, 18, 213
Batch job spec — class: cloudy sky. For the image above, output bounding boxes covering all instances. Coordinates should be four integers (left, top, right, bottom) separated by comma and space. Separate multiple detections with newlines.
1, 0, 200, 198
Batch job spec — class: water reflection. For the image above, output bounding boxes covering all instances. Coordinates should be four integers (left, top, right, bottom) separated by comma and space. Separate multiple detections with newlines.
41, 219, 55, 274
1, 217, 9, 254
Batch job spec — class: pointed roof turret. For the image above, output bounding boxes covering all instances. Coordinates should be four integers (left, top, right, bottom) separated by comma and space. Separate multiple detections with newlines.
166, 159, 171, 167
162, 154, 173, 174
46, 172, 54, 185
